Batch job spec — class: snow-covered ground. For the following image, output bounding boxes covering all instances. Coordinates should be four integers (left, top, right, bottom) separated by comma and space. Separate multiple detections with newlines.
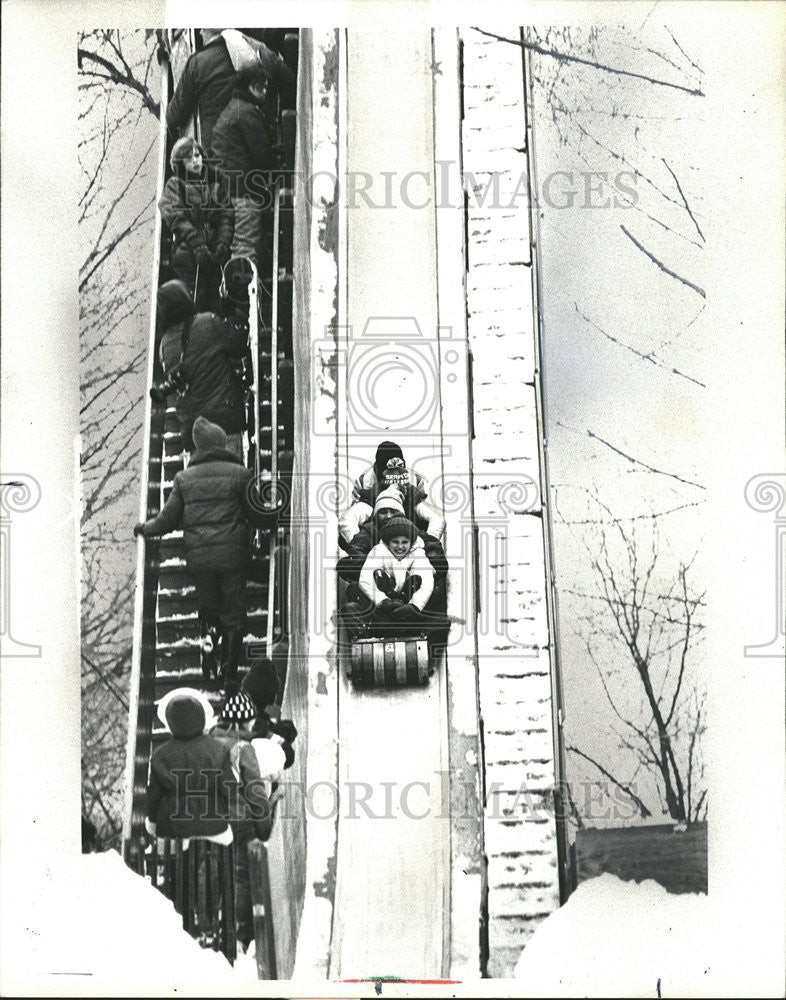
514, 873, 713, 997
3, 848, 712, 996
2, 848, 784, 997
1, 850, 259, 996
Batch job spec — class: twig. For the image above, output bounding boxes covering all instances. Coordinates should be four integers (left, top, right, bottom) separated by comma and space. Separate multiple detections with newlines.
471, 27, 704, 97
620, 224, 706, 299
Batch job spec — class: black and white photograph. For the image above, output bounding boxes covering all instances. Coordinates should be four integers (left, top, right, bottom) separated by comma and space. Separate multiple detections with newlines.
0, 2, 784, 996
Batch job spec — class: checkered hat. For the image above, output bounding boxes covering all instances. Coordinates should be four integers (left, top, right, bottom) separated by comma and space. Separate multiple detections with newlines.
220, 691, 257, 724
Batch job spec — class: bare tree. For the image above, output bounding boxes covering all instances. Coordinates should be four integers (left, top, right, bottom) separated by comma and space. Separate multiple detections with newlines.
566, 505, 707, 824
78, 29, 159, 847
483, 24, 709, 825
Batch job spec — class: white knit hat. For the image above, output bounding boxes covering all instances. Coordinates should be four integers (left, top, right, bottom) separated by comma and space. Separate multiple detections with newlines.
156, 687, 216, 734
374, 486, 405, 516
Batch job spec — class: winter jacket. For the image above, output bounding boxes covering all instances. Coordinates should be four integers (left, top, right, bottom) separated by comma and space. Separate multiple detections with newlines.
211, 728, 273, 840
211, 94, 278, 201
351, 465, 427, 510
159, 167, 234, 260
166, 34, 295, 154
142, 447, 253, 572
158, 305, 248, 448
358, 537, 435, 611
166, 37, 236, 154
347, 465, 445, 541
146, 733, 234, 839
348, 520, 448, 580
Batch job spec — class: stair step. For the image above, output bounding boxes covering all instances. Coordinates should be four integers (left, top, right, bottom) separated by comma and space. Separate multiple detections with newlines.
156, 611, 267, 646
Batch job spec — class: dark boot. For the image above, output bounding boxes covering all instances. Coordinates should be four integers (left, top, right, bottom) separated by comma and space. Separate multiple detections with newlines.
200, 617, 220, 683
219, 628, 244, 695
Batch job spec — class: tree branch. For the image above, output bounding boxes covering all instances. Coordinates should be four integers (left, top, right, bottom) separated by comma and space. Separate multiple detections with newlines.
472, 27, 704, 96
620, 224, 706, 299
567, 746, 652, 817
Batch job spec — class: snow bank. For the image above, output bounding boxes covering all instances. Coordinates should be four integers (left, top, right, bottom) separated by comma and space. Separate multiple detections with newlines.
515, 874, 714, 997
5, 850, 258, 996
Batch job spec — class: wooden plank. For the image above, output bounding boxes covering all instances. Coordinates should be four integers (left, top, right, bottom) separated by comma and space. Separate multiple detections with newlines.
220, 845, 237, 963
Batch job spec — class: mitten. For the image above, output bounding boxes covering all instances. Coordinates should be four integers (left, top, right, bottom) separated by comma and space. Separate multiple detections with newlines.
378, 598, 402, 614
194, 243, 211, 265
212, 242, 229, 265
133, 522, 146, 538
392, 602, 418, 620
144, 817, 157, 837
271, 719, 298, 743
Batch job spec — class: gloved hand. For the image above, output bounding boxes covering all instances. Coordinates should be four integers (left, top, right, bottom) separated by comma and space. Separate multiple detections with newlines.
133, 522, 146, 538
212, 242, 229, 265
392, 602, 418, 620
378, 598, 403, 614
194, 243, 211, 265
271, 719, 298, 743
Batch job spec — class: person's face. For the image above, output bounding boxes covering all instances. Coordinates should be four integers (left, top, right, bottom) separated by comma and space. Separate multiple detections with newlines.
376, 507, 397, 527
185, 147, 203, 175
387, 534, 412, 559
249, 78, 269, 103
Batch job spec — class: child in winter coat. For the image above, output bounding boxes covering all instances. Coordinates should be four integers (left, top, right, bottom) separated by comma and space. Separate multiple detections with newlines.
337, 487, 449, 614
338, 441, 446, 546
145, 688, 234, 845
211, 63, 280, 272
159, 137, 234, 312
134, 416, 254, 693
153, 279, 247, 456
213, 691, 273, 952
340, 515, 449, 645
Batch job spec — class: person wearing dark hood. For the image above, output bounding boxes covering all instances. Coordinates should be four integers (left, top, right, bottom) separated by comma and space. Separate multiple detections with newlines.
153, 279, 247, 457
134, 416, 254, 694
167, 28, 295, 156
338, 440, 446, 546
211, 62, 280, 272
158, 137, 234, 312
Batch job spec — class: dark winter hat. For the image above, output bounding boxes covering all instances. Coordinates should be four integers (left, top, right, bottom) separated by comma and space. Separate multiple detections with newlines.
237, 59, 271, 93
157, 280, 195, 331
381, 515, 418, 544
220, 691, 257, 724
382, 456, 410, 490
192, 416, 228, 453
242, 658, 280, 712
374, 440, 404, 479
165, 694, 206, 739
